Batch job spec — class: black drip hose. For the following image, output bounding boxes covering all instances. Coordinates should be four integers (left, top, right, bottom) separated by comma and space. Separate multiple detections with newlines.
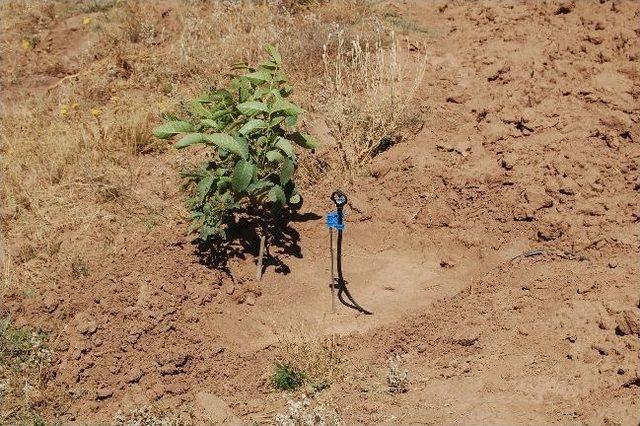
332, 191, 373, 315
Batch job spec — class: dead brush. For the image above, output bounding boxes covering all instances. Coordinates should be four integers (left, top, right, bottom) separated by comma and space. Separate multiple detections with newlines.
0, 318, 53, 425
275, 394, 344, 426
386, 353, 409, 393
321, 27, 427, 178
273, 329, 344, 392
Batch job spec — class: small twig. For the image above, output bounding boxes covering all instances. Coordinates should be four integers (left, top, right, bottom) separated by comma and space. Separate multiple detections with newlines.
46, 72, 81, 92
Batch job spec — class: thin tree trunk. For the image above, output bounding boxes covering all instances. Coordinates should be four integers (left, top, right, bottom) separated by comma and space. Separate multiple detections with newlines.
256, 233, 266, 281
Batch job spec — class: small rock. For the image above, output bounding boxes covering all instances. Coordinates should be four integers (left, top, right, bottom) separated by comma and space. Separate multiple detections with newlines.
165, 383, 188, 395
452, 332, 480, 347
417, 344, 428, 353
566, 335, 577, 343
524, 187, 554, 211
75, 313, 98, 336
436, 135, 472, 156
501, 153, 516, 170
43, 293, 59, 313
608, 261, 618, 268
577, 282, 595, 294
554, 1, 575, 14
96, 388, 113, 400
149, 383, 165, 400
591, 343, 609, 356
125, 367, 144, 384
616, 310, 640, 336
439, 256, 456, 268
369, 162, 391, 179
446, 93, 470, 104
245, 293, 256, 306
224, 283, 235, 295
596, 311, 615, 330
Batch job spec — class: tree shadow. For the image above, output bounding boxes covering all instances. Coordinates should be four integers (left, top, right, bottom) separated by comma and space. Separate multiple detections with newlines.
194, 207, 321, 277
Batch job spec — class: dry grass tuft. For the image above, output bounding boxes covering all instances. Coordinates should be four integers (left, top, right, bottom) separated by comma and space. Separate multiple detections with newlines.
274, 328, 344, 392
321, 27, 428, 178
275, 394, 344, 426
0, 317, 52, 425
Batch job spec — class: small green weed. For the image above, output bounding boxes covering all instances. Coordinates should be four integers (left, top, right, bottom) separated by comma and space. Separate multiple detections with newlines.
272, 363, 307, 391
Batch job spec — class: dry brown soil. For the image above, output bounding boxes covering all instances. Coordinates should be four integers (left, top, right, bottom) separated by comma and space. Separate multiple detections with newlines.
3, 0, 640, 424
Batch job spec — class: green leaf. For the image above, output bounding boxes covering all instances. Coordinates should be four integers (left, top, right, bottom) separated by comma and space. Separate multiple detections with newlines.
285, 115, 297, 127
244, 69, 271, 84
265, 44, 282, 65
290, 132, 318, 149
232, 159, 254, 192
266, 150, 284, 163
280, 84, 293, 97
233, 136, 250, 160
270, 116, 285, 127
153, 121, 194, 139
189, 101, 212, 118
238, 119, 267, 136
289, 193, 301, 204
247, 180, 273, 196
187, 219, 204, 235
216, 176, 232, 192
196, 174, 214, 202
279, 158, 294, 185
268, 185, 286, 206
236, 101, 269, 116
271, 99, 304, 116
275, 137, 295, 157
260, 60, 278, 70
175, 133, 208, 149
203, 133, 248, 159
231, 62, 250, 70
201, 119, 218, 129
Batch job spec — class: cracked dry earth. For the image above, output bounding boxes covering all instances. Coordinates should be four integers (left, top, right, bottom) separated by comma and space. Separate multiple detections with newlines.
4, 0, 640, 424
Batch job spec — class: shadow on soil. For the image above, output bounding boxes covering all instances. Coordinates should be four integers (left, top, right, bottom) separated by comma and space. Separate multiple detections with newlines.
194, 209, 321, 276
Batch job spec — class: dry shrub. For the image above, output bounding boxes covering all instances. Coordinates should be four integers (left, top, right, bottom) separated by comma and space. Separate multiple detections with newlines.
112, 406, 189, 426
0, 317, 53, 425
275, 395, 344, 426
321, 27, 427, 178
274, 328, 344, 391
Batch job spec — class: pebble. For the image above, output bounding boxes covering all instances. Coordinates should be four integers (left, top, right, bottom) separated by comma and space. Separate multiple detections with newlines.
225, 283, 235, 295
96, 388, 113, 400
245, 294, 256, 306
452, 332, 480, 347
616, 310, 640, 336
42, 293, 59, 313
125, 367, 144, 383
76, 316, 98, 336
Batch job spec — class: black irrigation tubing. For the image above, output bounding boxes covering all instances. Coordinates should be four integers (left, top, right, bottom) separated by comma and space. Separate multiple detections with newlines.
331, 190, 373, 315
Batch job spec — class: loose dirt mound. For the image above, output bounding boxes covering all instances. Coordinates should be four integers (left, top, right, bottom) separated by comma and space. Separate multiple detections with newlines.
3, 0, 639, 424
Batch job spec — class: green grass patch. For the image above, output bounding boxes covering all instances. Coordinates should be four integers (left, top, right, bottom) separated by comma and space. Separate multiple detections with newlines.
272, 363, 307, 391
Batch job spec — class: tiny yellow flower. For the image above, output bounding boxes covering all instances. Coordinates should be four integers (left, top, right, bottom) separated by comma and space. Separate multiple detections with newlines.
60, 104, 69, 116
83, 17, 92, 25
110, 96, 119, 103
71, 103, 79, 109
90, 108, 102, 117
22, 39, 31, 50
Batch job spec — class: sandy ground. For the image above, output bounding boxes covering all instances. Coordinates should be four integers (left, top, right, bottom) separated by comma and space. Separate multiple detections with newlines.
3, 0, 640, 424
